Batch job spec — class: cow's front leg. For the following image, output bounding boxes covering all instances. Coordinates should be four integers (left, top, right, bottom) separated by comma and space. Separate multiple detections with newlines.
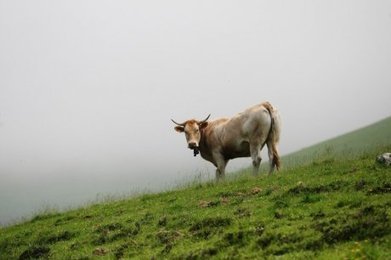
215, 164, 227, 180
213, 152, 227, 180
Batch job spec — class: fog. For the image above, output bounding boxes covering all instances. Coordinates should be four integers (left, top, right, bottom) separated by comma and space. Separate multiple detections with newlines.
1, 1, 390, 225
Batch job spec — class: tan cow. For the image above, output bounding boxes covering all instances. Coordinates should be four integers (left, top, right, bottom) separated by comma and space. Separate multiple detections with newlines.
172, 101, 281, 179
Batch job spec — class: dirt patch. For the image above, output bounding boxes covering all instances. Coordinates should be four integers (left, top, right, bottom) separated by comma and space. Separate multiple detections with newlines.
251, 187, 262, 195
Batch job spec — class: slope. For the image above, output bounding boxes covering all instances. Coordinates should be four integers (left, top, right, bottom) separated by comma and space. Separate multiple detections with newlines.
0, 118, 390, 259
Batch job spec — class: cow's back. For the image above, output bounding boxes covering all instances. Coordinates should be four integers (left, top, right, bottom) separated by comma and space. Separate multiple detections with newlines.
204, 103, 271, 160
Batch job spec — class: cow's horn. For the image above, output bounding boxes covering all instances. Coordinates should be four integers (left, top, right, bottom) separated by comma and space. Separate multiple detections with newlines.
171, 119, 186, 126
199, 114, 211, 124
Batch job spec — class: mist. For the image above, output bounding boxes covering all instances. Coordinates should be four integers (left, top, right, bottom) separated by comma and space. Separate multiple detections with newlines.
1, 1, 390, 225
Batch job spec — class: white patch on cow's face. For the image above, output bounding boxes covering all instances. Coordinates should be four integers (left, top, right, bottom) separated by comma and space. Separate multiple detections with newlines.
184, 121, 201, 149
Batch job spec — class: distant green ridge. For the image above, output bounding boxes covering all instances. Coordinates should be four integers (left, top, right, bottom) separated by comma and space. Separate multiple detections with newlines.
282, 116, 391, 169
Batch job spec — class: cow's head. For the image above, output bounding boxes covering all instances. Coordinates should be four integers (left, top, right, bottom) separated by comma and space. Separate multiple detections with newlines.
172, 114, 210, 155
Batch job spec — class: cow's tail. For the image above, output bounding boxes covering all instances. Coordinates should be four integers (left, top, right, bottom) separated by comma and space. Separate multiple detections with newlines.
263, 102, 281, 172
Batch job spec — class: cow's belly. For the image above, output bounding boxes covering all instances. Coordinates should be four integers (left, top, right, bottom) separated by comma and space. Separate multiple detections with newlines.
223, 141, 250, 160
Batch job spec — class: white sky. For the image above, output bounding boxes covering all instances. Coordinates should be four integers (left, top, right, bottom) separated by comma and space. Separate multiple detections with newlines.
0, 0, 390, 224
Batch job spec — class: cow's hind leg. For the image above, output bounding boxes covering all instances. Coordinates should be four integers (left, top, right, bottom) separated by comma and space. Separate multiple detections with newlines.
250, 142, 262, 175
267, 140, 280, 173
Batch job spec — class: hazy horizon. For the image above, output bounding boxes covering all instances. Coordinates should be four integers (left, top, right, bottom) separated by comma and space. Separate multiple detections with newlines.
1, 1, 391, 225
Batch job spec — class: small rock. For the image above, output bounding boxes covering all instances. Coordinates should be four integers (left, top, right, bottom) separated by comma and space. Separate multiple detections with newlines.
376, 153, 391, 166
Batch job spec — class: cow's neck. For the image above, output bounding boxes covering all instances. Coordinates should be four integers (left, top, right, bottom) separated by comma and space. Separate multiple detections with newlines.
198, 127, 213, 163
199, 130, 208, 154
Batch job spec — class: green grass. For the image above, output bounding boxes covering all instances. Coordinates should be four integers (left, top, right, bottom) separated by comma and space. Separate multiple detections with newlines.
0, 117, 390, 259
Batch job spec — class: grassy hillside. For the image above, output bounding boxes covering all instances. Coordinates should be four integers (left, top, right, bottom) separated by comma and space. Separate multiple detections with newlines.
0, 118, 390, 259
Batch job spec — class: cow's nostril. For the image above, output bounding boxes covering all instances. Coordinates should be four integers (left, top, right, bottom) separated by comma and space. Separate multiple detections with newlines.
188, 142, 197, 148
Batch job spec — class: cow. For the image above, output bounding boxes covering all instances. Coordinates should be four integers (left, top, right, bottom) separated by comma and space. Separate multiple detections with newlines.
172, 101, 281, 179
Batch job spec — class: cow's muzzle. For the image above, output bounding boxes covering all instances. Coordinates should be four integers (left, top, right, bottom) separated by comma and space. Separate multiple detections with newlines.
188, 142, 200, 156
188, 142, 198, 149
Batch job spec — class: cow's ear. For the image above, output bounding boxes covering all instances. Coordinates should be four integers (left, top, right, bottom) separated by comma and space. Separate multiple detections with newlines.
199, 122, 208, 129
174, 126, 185, 133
